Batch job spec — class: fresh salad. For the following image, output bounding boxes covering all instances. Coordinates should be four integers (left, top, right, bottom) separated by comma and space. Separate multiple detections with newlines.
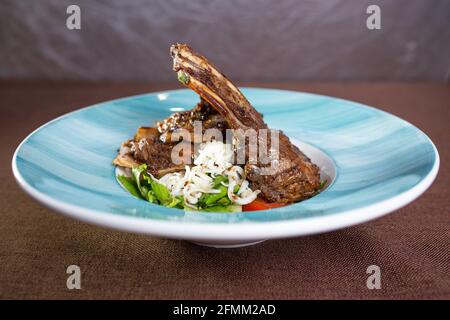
117, 141, 262, 212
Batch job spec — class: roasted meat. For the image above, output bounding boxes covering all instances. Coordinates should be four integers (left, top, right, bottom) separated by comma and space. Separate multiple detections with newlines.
170, 43, 321, 203
156, 99, 228, 143
113, 127, 188, 178
114, 100, 227, 178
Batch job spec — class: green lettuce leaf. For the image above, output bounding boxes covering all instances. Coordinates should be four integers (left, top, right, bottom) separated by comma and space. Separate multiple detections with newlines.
117, 175, 142, 199
150, 179, 172, 205
199, 185, 227, 207
131, 164, 149, 198
212, 175, 228, 188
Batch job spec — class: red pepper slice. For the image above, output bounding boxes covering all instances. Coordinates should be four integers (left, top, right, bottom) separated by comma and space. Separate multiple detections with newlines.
243, 198, 287, 211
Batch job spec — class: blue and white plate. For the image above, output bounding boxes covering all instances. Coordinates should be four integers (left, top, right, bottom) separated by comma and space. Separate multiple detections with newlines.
12, 88, 439, 247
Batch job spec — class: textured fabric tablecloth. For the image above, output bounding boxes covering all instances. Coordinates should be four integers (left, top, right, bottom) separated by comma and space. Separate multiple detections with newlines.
0, 81, 448, 299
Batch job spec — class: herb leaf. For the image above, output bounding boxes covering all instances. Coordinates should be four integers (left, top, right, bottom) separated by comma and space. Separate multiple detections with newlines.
150, 180, 172, 205
177, 70, 190, 85
199, 185, 227, 207
117, 175, 142, 199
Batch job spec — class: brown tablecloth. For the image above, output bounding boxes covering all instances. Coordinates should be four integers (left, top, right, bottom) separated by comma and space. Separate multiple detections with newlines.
0, 81, 448, 299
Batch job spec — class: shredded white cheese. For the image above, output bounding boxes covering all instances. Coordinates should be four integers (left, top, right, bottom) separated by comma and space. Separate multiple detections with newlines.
157, 141, 259, 207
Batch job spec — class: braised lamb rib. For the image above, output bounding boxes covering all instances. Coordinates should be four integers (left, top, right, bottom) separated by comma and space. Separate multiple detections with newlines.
113, 99, 227, 178
115, 44, 321, 203
170, 43, 321, 203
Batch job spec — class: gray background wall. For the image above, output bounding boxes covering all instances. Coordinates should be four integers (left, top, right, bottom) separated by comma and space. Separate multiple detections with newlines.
1, 0, 449, 82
